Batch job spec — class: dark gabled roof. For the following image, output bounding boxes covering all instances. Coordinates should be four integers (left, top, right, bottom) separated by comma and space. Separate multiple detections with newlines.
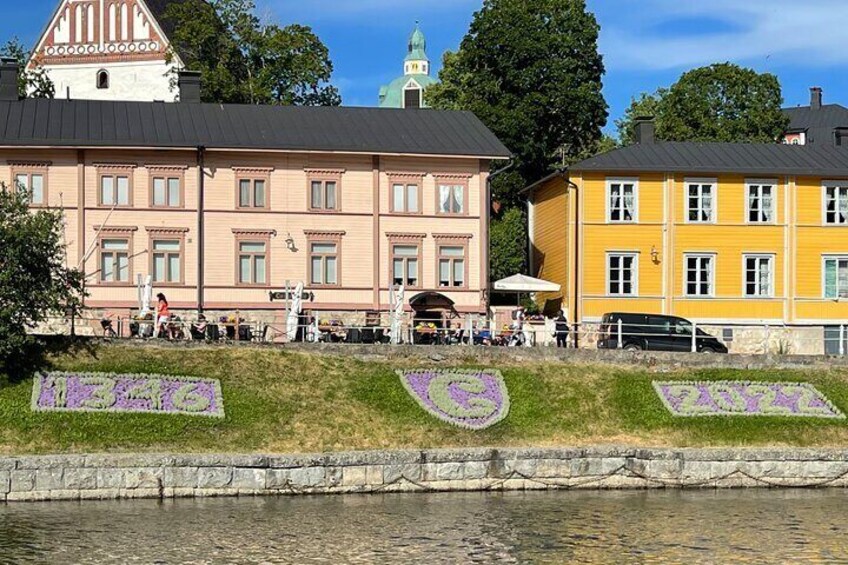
570, 141, 848, 177
783, 104, 848, 144
0, 99, 511, 158
144, 0, 195, 47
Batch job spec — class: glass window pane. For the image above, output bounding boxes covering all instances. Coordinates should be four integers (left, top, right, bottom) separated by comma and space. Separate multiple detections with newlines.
168, 178, 180, 206
408, 259, 418, 283
168, 255, 180, 282
153, 254, 166, 282
101, 176, 114, 205
393, 184, 404, 211
325, 182, 336, 209
254, 180, 266, 207
407, 185, 418, 212
239, 242, 265, 253
239, 256, 251, 283
15, 174, 28, 191
239, 180, 251, 207
311, 243, 336, 254
453, 185, 464, 213
101, 239, 128, 251
101, 254, 114, 282
311, 181, 323, 209
153, 178, 166, 206
393, 258, 404, 280
439, 260, 450, 285
440, 246, 464, 257
116, 176, 129, 205
153, 240, 180, 251
117, 254, 129, 281
30, 175, 44, 204
254, 256, 266, 284
393, 245, 417, 257
325, 257, 337, 284
311, 257, 323, 285
439, 185, 451, 213
454, 260, 465, 285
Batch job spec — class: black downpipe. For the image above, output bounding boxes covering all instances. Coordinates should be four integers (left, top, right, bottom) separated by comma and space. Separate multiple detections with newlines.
567, 179, 580, 348
197, 146, 206, 313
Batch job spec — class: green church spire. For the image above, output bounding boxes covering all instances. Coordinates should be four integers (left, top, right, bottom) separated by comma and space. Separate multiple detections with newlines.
406, 22, 428, 63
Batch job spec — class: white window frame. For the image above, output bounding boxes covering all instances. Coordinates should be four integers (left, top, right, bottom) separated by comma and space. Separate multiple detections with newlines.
745, 180, 777, 225
606, 178, 639, 223
822, 254, 848, 300
684, 253, 716, 297
742, 254, 775, 298
684, 178, 717, 224
822, 181, 848, 225
606, 252, 639, 297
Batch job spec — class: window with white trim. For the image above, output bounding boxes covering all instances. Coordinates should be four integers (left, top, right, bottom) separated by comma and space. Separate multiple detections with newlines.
747, 183, 775, 223
438, 184, 464, 214
687, 182, 715, 223
238, 242, 267, 285
824, 256, 848, 299
744, 255, 773, 298
685, 254, 715, 297
607, 253, 638, 296
607, 181, 636, 222
438, 246, 466, 288
824, 184, 848, 225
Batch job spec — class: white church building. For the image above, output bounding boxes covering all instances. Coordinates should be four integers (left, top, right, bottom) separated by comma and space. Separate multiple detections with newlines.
29, 0, 186, 101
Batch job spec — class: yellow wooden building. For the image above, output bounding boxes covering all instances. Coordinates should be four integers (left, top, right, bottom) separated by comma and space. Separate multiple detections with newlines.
526, 120, 848, 334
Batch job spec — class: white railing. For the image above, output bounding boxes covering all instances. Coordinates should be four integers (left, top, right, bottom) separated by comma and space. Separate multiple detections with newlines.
33, 314, 848, 356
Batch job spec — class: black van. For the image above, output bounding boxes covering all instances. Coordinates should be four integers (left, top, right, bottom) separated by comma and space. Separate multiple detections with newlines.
598, 313, 728, 353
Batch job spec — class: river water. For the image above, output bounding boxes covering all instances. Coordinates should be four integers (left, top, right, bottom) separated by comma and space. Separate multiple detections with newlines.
1, 490, 847, 563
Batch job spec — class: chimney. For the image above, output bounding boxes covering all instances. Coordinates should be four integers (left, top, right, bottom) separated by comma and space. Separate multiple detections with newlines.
834, 127, 848, 147
178, 71, 202, 103
0, 57, 19, 101
811, 87, 823, 110
634, 117, 655, 145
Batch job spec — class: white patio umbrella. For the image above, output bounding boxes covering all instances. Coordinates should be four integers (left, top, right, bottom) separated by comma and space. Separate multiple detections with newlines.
286, 281, 305, 342
493, 274, 561, 293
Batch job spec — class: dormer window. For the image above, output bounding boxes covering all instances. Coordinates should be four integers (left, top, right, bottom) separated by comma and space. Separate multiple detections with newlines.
404, 87, 421, 109
96, 70, 109, 90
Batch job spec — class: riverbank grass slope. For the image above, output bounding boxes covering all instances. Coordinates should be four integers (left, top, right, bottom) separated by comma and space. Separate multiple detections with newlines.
2, 345, 848, 454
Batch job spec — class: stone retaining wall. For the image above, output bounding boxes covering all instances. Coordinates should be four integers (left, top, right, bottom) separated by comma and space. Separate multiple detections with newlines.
4, 447, 848, 502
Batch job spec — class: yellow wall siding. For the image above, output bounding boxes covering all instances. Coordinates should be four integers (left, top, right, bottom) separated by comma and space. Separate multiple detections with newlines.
531, 178, 568, 293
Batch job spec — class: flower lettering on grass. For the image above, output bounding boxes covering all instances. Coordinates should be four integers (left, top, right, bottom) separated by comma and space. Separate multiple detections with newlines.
32, 372, 225, 418
398, 369, 510, 430
653, 381, 845, 419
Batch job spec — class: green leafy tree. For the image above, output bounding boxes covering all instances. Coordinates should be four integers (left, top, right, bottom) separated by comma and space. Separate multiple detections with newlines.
428, 0, 608, 208
1, 38, 54, 99
489, 207, 527, 283
163, 0, 340, 105
617, 64, 789, 144
0, 186, 83, 373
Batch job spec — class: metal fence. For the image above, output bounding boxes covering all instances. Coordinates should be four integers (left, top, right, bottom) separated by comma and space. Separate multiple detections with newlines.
35, 313, 848, 356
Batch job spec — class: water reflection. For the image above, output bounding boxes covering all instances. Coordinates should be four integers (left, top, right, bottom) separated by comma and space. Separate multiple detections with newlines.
1, 490, 848, 563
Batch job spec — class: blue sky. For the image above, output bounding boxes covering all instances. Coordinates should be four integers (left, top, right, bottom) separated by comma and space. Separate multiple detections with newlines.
5, 0, 848, 136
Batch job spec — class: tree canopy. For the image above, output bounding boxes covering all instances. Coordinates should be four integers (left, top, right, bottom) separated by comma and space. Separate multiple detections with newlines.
163, 0, 340, 105
617, 63, 789, 145
1, 38, 54, 99
427, 0, 608, 207
0, 187, 83, 372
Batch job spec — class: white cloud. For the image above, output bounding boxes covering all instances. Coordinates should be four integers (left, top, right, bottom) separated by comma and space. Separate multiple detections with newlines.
595, 0, 848, 70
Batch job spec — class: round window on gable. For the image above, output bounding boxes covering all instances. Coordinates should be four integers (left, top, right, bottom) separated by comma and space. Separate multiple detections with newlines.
96, 70, 110, 90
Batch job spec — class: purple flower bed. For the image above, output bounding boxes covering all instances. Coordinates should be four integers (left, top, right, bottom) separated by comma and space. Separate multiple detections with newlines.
31, 372, 225, 418
653, 381, 845, 419
398, 369, 510, 430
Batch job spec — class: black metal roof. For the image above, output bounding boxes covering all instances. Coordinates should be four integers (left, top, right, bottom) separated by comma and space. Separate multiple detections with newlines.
783, 104, 848, 145
570, 141, 848, 177
0, 99, 511, 158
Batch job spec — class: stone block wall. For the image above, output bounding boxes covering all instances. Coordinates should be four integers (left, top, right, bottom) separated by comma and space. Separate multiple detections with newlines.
3, 447, 848, 502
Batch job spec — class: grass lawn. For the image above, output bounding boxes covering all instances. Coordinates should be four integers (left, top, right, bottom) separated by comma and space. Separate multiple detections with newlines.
1, 344, 848, 454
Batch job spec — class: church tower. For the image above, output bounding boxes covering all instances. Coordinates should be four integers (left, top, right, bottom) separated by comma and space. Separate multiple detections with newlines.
379, 23, 437, 109
29, 0, 186, 101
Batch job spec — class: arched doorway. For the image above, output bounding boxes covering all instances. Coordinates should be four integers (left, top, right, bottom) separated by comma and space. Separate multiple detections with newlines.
409, 292, 456, 344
